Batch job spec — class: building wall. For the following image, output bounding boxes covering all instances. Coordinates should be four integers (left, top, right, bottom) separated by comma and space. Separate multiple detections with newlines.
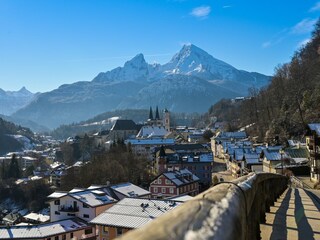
250, 165, 263, 172
109, 130, 137, 141
13, 227, 96, 240
262, 159, 279, 173
97, 225, 130, 240
150, 175, 177, 198
150, 175, 199, 198
95, 204, 114, 217
50, 196, 96, 222
306, 135, 320, 182
182, 162, 212, 186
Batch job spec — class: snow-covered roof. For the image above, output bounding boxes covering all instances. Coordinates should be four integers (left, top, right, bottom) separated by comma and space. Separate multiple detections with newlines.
111, 182, 150, 197
125, 138, 175, 145
50, 162, 64, 170
136, 126, 168, 138
24, 213, 50, 223
244, 153, 261, 165
111, 120, 137, 131
162, 169, 199, 186
263, 149, 289, 161
181, 153, 213, 162
47, 191, 68, 199
22, 156, 37, 161
0, 218, 89, 239
168, 195, 193, 202
70, 190, 116, 207
69, 188, 86, 193
90, 198, 181, 229
216, 131, 247, 140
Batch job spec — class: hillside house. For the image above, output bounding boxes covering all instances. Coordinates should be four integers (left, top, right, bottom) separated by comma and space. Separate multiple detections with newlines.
149, 169, 199, 199
108, 120, 140, 141
210, 131, 247, 158
125, 138, 175, 160
0, 218, 96, 240
261, 147, 289, 174
154, 144, 213, 188
48, 187, 117, 222
109, 182, 151, 200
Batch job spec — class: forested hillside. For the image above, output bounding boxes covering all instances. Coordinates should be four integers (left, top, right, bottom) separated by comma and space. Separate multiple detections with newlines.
206, 19, 320, 142
0, 118, 34, 155
51, 109, 202, 140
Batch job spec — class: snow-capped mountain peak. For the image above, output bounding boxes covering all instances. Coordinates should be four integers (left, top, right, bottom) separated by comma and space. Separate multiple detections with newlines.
124, 53, 146, 67
17, 86, 33, 96
12, 44, 271, 129
162, 44, 236, 78
0, 87, 36, 115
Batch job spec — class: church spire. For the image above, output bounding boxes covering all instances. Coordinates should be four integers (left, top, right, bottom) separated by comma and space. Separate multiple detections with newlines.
155, 106, 160, 120
149, 107, 154, 120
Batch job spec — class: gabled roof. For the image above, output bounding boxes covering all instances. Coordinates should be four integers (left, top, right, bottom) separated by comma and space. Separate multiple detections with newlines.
125, 138, 175, 145
216, 131, 247, 140
23, 213, 50, 223
244, 153, 261, 165
111, 120, 137, 131
263, 149, 289, 161
136, 126, 168, 138
48, 188, 117, 207
167, 143, 209, 152
111, 182, 150, 198
162, 169, 199, 186
0, 218, 89, 239
47, 191, 68, 199
69, 190, 116, 207
167, 195, 193, 202
285, 148, 309, 159
90, 198, 181, 229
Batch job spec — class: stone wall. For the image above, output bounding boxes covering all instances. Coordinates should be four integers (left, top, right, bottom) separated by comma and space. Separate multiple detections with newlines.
117, 172, 287, 240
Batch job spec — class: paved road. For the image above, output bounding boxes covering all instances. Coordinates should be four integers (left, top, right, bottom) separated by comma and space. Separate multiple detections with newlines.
260, 187, 320, 240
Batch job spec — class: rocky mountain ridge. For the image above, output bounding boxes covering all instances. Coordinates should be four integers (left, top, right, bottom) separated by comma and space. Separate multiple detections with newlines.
12, 44, 271, 129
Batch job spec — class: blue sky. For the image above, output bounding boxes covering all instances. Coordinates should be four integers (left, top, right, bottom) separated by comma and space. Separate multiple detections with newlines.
0, 0, 319, 92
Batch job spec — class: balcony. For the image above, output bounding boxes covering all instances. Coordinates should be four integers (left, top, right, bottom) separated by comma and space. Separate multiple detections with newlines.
58, 205, 79, 212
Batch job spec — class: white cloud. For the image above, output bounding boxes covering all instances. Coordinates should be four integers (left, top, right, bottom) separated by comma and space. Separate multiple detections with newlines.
222, 5, 232, 9
291, 18, 317, 34
309, 2, 320, 12
190, 6, 211, 18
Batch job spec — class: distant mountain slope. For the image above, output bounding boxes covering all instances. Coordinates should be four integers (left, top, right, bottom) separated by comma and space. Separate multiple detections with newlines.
0, 114, 49, 133
118, 75, 240, 112
13, 44, 271, 129
13, 81, 146, 129
0, 87, 37, 115
0, 118, 35, 155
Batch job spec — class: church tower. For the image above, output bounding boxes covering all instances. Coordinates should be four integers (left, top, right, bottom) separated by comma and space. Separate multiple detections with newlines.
148, 107, 154, 121
163, 108, 170, 132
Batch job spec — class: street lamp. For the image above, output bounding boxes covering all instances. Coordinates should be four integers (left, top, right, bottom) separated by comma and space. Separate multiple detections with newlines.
279, 149, 285, 175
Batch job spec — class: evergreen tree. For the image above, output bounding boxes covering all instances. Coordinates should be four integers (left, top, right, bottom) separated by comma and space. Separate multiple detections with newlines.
8, 154, 21, 179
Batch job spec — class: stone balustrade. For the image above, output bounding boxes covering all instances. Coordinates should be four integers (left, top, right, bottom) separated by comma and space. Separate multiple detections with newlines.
117, 172, 288, 240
